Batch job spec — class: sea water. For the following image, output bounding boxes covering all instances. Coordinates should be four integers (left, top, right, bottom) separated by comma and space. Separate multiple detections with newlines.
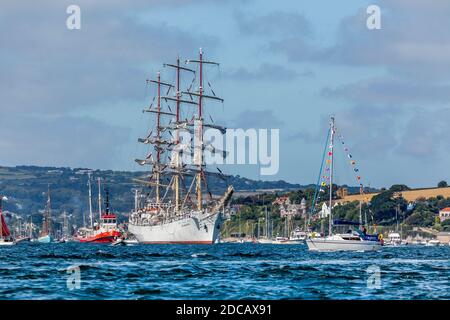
0, 243, 449, 299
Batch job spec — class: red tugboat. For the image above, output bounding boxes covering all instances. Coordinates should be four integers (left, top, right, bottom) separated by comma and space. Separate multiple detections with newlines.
76, 179, 121, 243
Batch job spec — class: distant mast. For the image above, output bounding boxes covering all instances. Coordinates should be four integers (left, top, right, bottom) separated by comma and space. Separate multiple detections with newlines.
328, 117, 335, 236
41, 185, 52, 237
87, 171, 93, 228
97, 178, 102, 221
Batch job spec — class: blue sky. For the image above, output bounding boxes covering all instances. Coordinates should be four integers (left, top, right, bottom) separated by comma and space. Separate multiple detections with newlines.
1, 0, 450, 188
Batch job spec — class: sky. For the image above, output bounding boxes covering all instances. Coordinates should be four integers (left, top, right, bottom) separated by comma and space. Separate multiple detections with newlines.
1, 0, 450, 188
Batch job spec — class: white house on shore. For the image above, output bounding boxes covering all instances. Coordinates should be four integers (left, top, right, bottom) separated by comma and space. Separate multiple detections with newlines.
439, 207, 450, 222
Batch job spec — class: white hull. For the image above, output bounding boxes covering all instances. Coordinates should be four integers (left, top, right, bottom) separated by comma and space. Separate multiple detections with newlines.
257, 238, 273, 244
426, 240, 440, 246
306, 237, 381, 251
129, 211, 222, 244
0, 240, 15, 246
37, 235, 53, 243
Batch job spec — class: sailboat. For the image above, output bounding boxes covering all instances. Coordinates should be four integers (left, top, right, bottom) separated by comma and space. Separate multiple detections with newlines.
56, 211, 70, 243
76, 178, 122, 243
128, 49, 233, 244
305, 117, 382, 251
37, 186, 54, 243
257, 206, 273, 244
386, 204, 404, 246
0, 196, 15, 245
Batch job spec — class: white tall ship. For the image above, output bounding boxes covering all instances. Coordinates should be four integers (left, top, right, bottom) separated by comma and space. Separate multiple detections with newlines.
128, 49, 233, 244
306, 117, 382, 252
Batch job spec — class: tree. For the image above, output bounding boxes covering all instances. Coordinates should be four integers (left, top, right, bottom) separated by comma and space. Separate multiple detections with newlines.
438, 180, 448, 188
389, 184, 410, 192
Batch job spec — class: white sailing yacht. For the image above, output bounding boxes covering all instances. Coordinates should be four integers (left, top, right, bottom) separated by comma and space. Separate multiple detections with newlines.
306, 117, 382, 252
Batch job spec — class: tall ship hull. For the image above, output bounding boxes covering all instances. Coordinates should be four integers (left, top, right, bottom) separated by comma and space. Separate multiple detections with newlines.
129, 211, 222, 244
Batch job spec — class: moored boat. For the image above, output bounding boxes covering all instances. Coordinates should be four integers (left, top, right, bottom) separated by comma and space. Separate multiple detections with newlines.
37, 186, 54, 243
426, 239, 440, 246
305, 117, 382, 252
0, 195, 15, 245
76, 182, 122, 243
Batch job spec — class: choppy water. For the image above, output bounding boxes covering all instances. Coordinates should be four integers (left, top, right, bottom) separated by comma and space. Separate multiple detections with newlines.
0, 243, 449, 300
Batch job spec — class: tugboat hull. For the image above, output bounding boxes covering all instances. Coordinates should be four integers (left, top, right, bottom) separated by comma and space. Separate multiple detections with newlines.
77, 230, 121, 243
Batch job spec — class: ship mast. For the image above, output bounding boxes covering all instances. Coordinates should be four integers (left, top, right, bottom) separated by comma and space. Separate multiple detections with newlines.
143, 72, 175, 209
156, 72, 161, 204
185, 48, 223, 211
164, 56, 195, 212
197, 49, 203, 211
328, 117, 335, 236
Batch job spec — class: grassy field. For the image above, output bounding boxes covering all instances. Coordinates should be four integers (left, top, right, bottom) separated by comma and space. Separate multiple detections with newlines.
339, 186, 450, 203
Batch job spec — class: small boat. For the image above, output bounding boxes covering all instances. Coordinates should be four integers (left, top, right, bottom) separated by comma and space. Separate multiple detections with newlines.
15, 236, 31, 243
273, 236, 290, 244
426, 239, 440, 246
37, 234, 53, 243
385, 232, 402, 246
37, 186, 54, 243
257, 238, 273, 244
0, 196, 15, 246
111, 235, 139, 246
288, 227, 307, 244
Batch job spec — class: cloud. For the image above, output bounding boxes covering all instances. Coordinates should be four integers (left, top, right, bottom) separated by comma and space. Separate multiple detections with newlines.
227, 109, 284, 129
289, 106, 402, 159
0, 1, 222, 169
0, 1, 219, 114
321, 78, 450, 105
267, 0, 450, 79
234, 10, 311, 37
396, 108, 450, 159
223, 63, 304, 81
0, 115, 130, 168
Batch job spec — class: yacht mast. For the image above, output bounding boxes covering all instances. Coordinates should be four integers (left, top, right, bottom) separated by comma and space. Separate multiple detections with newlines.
88, 171, 93, 228
47, 185, 52, 235
97, 177, 102, 222
328, 117, 335, 236
359, 200, 363, 226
